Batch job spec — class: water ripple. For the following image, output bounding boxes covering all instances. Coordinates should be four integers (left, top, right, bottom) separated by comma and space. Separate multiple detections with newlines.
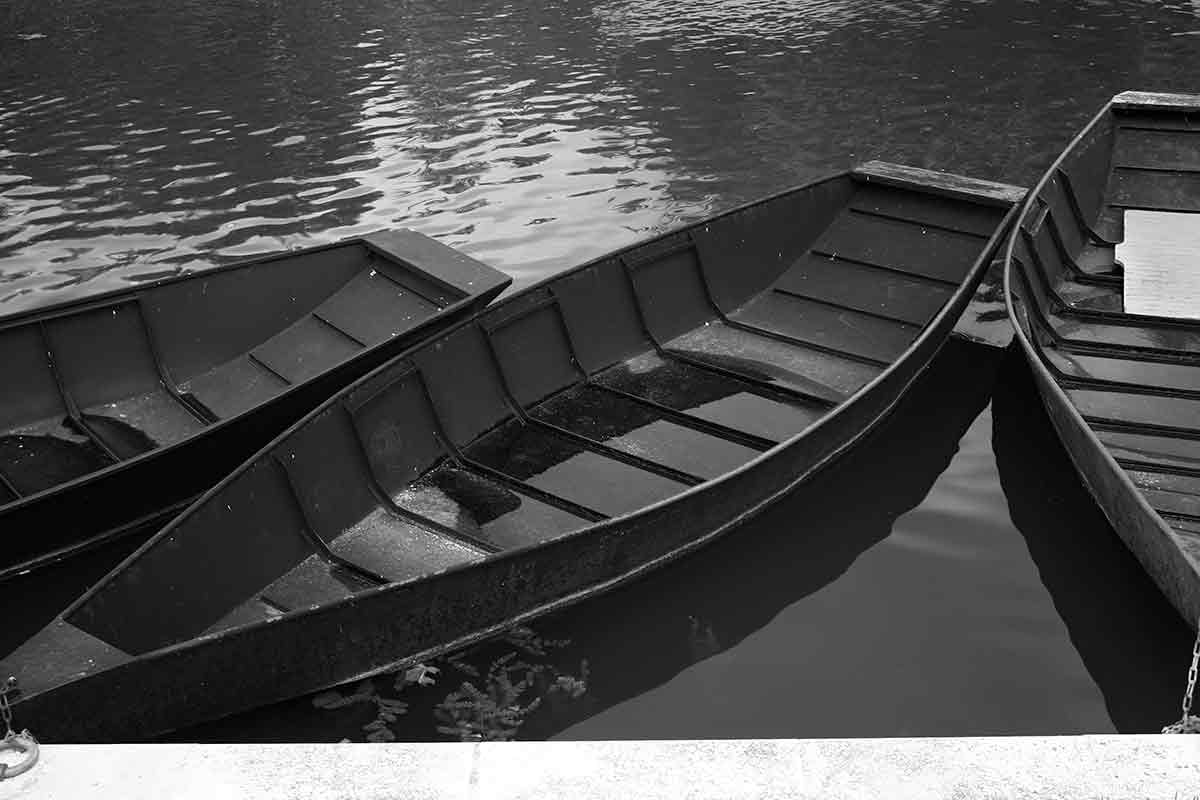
2, 0, 1198, 313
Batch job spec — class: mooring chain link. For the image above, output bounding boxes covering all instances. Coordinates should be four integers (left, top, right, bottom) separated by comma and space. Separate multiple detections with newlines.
1162, 617, 1200, 734
1181, 623, 1199, 717
0, 677, 14, 738
0, 676, 39, 781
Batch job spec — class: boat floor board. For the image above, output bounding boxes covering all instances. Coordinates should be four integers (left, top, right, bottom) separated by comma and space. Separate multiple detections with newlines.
1045, 347, 1200, 394
1148, 495, 1200, 522
775, 253, 954, 326
466, 421, 690, 518
1130, 488, 1200, 521
390, 463, 591, 550
665, 322, 880, 402
252, 315, 364, 385
1125, 467, 1200, 494
85, 389, 207, 451
329, 507, 485, 584
258, 553, 370, 613
731, 290, 919, 365
1041, 309, 1200, 358
1070, 388, 1200, 434
591, 353, 825, 444
530, 385, 762, 481
1097, 428, 1200, 473
180, 355, 291, 419
314, 267, 441, 347
812, 209, 988, 284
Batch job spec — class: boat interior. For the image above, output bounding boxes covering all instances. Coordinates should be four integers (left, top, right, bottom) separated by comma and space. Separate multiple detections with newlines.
1007, 98, 1200, 560
15, 166, 1013, 685
0, 236, 474, 505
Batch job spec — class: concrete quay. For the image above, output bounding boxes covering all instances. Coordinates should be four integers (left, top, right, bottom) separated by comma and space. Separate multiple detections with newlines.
3, 736, 1198, 799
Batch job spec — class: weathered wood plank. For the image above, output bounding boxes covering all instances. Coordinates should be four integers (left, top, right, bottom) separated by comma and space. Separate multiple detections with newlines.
364, 229, 509, 298
776, 253, 953, 326
853, 161, 1026, 207
1113, 91, 1200, 112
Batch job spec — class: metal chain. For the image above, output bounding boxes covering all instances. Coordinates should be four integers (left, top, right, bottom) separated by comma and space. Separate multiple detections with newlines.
0, 677, 14, 738
1181, 621, 1200, 719
0, 675, 39, 781
1162, 618, 1200, 734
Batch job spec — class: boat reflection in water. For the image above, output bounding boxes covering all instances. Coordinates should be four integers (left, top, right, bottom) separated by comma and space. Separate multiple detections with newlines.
992, 346, 1195, 733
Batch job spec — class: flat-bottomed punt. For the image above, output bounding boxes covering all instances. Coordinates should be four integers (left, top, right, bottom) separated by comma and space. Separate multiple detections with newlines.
1005, 90, 1200, 628
2, 162, 1023, 740
0, 233, 509, 579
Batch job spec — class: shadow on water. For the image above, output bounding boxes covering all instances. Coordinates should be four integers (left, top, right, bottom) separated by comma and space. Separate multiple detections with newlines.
991, 345, 1195, 733
170, 337, 1004, 742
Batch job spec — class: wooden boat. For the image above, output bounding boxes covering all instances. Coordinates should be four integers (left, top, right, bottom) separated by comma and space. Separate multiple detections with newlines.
0, 232, 509, 579
1, 161, 1023, 741
1005, 90, 1200, 629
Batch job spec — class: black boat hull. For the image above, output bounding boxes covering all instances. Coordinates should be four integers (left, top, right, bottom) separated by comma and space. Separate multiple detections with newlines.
3, 163, 1022, 740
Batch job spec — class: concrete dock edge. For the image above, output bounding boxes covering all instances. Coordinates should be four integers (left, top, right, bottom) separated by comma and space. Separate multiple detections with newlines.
3, 736, 1199, 799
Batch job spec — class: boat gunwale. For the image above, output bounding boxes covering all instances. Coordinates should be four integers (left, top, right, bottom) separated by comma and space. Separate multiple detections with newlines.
0, 234, 509, 522
1003, 92, 1200, 626
47, 163, 1022, 674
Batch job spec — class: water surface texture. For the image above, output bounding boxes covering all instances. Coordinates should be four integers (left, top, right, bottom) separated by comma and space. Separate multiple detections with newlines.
4, 0, 1200, 306
3, 0, 1199, 740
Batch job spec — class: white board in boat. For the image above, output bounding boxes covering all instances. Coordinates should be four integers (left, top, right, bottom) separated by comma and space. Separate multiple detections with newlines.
1117, 209, 1200, 320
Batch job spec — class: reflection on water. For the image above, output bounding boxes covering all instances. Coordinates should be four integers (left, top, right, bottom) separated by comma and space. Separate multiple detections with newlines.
992, 348, 1195, 732
4, 0, 1200, 309
5, 0, 1200, 741
0, 0, 702, 305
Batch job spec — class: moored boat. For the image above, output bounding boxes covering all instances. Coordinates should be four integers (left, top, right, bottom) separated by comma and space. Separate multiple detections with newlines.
1, 161, 1023, 740
1005, 90, 1200, 629
0, 232, 510, 579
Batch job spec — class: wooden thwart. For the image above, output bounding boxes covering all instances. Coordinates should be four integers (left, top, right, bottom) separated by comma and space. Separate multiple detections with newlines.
1113, 91, 1200, 112
854, 161, 1026, 207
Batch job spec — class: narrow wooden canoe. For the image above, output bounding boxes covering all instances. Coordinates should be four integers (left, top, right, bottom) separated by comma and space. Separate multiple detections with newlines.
1005, 90, 1200, 629
1, 162, 1023, 741
0, 232, 509, 579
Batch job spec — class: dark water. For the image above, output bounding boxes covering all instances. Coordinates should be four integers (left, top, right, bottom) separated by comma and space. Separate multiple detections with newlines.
3, 0, 1199, 741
